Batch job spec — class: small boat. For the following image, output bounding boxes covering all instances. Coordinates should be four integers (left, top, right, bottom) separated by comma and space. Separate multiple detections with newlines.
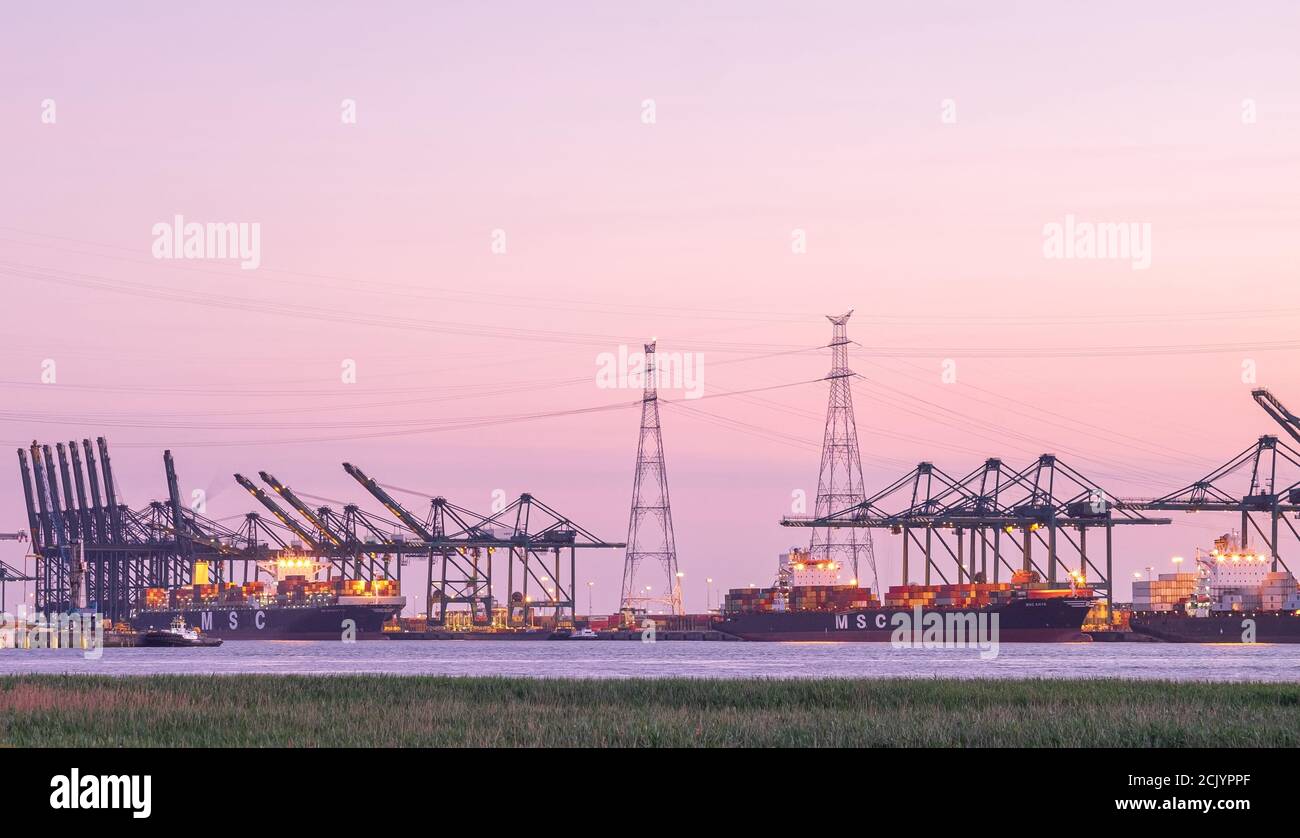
142, 615, 223, 648
569, 628, 599, 640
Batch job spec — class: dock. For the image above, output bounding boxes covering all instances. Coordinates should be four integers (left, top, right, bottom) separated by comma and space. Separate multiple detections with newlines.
386, 629, 738, 641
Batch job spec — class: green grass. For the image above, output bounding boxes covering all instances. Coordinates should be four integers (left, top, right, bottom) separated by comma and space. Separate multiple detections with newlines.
1, 675, 1296, 747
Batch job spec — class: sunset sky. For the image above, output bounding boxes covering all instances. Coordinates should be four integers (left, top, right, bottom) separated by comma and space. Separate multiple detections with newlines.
3, 1, 1299, 612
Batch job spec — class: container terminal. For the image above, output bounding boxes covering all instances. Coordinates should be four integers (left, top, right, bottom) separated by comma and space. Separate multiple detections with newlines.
4, 316, 1300, 644
10, 439, 625, 641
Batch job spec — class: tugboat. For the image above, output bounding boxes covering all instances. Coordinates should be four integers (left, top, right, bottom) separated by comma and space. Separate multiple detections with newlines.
142, 615, 223, 648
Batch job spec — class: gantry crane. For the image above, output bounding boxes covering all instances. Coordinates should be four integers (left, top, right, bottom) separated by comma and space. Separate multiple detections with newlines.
16, 436, 621, 627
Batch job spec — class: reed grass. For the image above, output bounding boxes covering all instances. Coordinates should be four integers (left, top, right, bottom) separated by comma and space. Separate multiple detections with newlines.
1, 675, 1296, 747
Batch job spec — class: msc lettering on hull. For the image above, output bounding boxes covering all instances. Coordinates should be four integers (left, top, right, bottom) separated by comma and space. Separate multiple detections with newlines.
835, 613, 889, 630
200, 611, 267, 633
829, 607, 1001, 658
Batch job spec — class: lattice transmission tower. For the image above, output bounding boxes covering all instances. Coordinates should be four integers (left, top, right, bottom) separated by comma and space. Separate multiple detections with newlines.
809, 311, 876, 588
620, 341, 683, 614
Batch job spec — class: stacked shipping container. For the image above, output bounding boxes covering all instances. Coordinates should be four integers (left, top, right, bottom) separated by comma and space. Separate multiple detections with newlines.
142, 576, 401, 610
722, 581, 1091, 614
1261, 572, 1299, 612
1132, 572, 1198, 612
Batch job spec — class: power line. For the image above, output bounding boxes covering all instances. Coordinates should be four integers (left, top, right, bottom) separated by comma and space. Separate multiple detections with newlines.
0, 260, 812, 353
0, 230, 820, 324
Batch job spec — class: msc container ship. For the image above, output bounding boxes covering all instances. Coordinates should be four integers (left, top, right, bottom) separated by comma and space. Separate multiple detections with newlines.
712, 549, 1094, 642
131, 557, 405, 640
1127, 533, 1300, 644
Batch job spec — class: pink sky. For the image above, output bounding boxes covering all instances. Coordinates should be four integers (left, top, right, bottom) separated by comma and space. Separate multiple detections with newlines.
2, 2, 1299, 611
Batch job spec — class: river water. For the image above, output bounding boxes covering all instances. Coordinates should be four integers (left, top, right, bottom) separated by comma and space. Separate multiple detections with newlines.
1, 640, 1298, 681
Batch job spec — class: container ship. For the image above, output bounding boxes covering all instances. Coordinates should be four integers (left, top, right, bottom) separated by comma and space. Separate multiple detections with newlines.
1128, 533, 1300, 644
712, 549, 1094, 642
131, 556, 405, 640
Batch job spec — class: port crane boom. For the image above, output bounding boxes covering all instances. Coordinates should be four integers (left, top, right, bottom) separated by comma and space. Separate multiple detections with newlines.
342, 463, 436, 542
234, 474, 321, 551
1252, 388, 1300, 447
258, 472, 346, 547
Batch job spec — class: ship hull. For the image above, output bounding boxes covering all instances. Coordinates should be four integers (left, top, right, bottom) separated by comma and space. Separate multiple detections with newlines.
132, 604, 400, 640
141, 633, 223, 648
712, 597, 1093, 642
1130, 612, 1300, 644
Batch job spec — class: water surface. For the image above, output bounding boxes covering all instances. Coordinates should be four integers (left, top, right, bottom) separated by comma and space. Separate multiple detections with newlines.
1, 640, 1298, 681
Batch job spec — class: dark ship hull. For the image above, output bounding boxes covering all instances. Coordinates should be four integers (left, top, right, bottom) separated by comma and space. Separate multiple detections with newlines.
132, 603, 400, 640
712, 597, 1093, 642
1130, 611, 1300, 643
